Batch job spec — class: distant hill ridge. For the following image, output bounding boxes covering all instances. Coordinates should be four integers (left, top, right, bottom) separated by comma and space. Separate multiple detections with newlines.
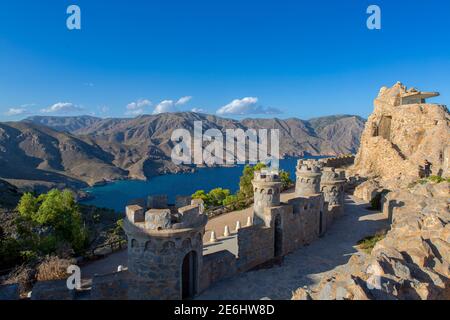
0, 112, 365, 191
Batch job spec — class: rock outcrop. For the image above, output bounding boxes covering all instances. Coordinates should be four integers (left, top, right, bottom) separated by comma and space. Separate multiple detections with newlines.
293, 182, 450, 300
350, 82, 450, 189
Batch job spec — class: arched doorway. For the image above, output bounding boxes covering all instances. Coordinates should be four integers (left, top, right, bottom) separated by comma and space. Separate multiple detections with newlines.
182, 251, 197, 299
274, 215, 282, 257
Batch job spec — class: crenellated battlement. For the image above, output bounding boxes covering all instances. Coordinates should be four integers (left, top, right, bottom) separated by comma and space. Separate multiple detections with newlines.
252, 169, 282, 226
125, 199, 207, 233
321, 167, 346, 184
295, 160, 322, 196
318, 155, 355, 168
253, 169, 281, 183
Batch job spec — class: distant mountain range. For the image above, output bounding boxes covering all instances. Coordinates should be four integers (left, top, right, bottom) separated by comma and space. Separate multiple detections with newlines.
0, 113, 365, 192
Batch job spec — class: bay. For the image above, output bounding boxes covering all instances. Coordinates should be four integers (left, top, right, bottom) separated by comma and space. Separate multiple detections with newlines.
81, 157, 324, 212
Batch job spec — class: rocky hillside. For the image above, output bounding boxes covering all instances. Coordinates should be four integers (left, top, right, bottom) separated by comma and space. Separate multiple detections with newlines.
1, 113, 364, 191
0, 179, 21, 210
293, 181, 450, 300
296, 83, 450, 301
350, 82, 450, 188
0, 122, 128, 191
23, 115, 102, 133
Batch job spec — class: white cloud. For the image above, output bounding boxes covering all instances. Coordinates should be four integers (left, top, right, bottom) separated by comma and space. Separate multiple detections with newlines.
216, 97, 281, 115
152, 96, 193, 114
41, 102, 83, 114
126, 99, 151, 110
176, 96, 192, 106
153, 100, 176, 114
5, 108, 28, 116
191, 107, 206, 113
125, 99, 152, 116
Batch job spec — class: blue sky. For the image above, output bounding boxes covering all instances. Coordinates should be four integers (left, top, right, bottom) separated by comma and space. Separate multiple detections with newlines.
0, 0, 449, 121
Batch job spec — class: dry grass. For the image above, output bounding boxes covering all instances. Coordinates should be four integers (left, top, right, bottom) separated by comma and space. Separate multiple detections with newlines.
2, 264, 36, 295
36, 256, 73, 282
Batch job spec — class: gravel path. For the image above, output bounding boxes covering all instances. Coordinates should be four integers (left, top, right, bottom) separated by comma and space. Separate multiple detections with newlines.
196, 196, 388, 300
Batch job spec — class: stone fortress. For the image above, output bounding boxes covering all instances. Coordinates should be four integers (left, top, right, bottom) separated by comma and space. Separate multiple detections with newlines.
78, 157, 351, 300
10, 82, 446, 301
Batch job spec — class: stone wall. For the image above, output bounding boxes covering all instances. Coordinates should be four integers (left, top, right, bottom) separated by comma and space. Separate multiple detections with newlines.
320, 155, 355, 168
237, 225, 275, 272
354, 180, 383, 202
91, 271, 130, 300
199, 250, 237, 293
124, 220, 204, 300
285, 195, 324, 248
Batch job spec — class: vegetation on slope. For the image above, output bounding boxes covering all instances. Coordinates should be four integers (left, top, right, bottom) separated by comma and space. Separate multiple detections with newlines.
357, 230, 387, 254
0, 184, 124, 293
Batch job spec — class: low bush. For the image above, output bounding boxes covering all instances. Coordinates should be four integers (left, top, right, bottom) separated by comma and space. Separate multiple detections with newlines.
357, 230, 387, 254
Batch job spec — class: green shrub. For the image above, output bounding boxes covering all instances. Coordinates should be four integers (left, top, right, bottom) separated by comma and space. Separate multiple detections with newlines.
0, 237, 22, 269
409, 176, 449, 188
16, 189, 88, 255
238, 163, 268, 199
357, 230, 386, 254
192, 190, 209, 204
208, 188, 231, 207
279, 170, 294, 190
428, 175, 445, 183
192, 188, 231, 208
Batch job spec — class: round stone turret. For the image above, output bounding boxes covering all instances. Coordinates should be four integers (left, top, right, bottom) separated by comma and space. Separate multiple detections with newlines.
252, 170, 282, 226
320, 167, 346, 208
123, 200, 207, 299
295, 159, 323, 196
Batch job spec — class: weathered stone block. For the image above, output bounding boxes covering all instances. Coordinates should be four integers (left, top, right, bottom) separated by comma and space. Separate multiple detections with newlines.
145, 209, 172, 230
91, 271, 129, 300
178, 205, 200, 227
126, 204, 145, 223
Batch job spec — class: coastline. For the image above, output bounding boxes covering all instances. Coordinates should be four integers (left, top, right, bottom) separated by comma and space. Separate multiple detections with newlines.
79, 155, 330, 211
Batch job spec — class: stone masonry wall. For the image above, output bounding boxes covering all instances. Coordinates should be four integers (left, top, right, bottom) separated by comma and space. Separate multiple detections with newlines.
199, 250, 237, 293
237, 225, 274, 272
125, 220, 204, 300
320, 156, 355, 168
286, 195, 324, 247
91, 271, 130, 300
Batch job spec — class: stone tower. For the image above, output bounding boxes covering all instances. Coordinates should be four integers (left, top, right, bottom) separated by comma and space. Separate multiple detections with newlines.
123, 200, 207, 300
252, 169, 282, 226
320, 167, 346, 212
295, 159, 323, 196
